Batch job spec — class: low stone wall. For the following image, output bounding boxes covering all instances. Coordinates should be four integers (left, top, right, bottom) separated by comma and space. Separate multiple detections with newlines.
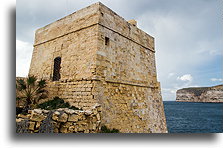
16, 104, 102, 133
16, 77, 97, 110
48, 80, 97, 110
93, 81, 167, 133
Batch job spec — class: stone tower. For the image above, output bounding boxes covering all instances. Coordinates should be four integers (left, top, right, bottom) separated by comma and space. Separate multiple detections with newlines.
29, 2, 167, 133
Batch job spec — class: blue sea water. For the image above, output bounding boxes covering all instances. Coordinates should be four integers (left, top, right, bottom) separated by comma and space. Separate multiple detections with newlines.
163, 101, 223, 133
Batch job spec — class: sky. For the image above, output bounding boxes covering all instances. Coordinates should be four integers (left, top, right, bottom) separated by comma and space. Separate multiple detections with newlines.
16, 0, 223, 101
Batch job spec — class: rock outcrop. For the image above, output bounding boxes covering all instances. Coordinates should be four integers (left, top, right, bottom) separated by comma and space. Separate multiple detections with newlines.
176, 84, 223, 103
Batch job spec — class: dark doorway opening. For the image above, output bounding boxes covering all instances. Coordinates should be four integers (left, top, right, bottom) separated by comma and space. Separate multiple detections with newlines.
53, 57, 61, 81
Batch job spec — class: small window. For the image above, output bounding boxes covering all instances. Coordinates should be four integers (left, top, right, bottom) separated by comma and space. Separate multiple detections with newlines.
105, 37, 109, 46
53, 57, 61, 81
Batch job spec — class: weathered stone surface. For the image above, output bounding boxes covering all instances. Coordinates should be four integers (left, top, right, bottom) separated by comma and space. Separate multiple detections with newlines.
176, 84, 223, 103
96, 113, 100, 120
28, 121, 35, 130
16, 118, 24, 122
52, 111, 60, 121
18, 114, 30, 119
16, 107, 101, 133
60, 126, 68, 133
63, 108, 76, 114
26, 2, 167, 133
68, 114, 79, 122
30, 113, 46, 122
35, 122, 41, 129
84, 110, 92, 115
33, 109, 43, 114
58, 113, 68, 122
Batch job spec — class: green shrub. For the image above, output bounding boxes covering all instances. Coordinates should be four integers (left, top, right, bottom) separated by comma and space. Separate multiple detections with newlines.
69, 106, 80, 110
100, 125, 119, 133
16, 76, 48, 111
37, 97, 80, 110
16, 107, 25, 115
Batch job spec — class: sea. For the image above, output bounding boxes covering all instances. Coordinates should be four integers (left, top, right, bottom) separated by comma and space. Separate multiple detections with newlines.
163, 101, 223, 133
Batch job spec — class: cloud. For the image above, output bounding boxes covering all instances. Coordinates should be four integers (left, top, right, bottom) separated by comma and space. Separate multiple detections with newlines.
137, 1, 222, 100
163, 88, 177, 94
16, 0, 223, 100
177, 74, 193, 82
16, 40, 33, 77
168, 73, 175, 78
210, 78, 223, 82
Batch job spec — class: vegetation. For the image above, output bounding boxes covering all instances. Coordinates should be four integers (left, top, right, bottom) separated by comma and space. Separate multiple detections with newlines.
16, 107, 24, 115
100, 125, 119, 133
37, 97, 80, 110
16, 76, 48, 112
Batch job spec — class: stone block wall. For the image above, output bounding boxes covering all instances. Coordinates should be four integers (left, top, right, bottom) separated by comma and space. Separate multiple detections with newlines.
93, 81, 167, 133
93, 3, 167, 133
34, 3, 100, 47
38, 80, 96, 110
55, 80, 97, 110
26, 2, 168, 133
29, 21, 99, 81
16, 105, 101, 133
98, 3, 154, 51
97, 25, 157, 85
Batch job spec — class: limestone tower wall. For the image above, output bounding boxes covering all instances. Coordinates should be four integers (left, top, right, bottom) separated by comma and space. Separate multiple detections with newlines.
93, 3, 167, 133
28, 2, 167, 133
29, 3, 100, 81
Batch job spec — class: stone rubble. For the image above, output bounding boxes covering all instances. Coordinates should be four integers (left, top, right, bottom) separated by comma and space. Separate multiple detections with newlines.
16, 105, 102, 133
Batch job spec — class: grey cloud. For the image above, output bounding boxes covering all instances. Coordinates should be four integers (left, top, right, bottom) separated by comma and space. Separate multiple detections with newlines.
16, 0, 222, 100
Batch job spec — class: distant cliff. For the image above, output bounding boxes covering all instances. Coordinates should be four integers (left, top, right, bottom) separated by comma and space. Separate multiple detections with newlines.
176, 85, 223, 103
